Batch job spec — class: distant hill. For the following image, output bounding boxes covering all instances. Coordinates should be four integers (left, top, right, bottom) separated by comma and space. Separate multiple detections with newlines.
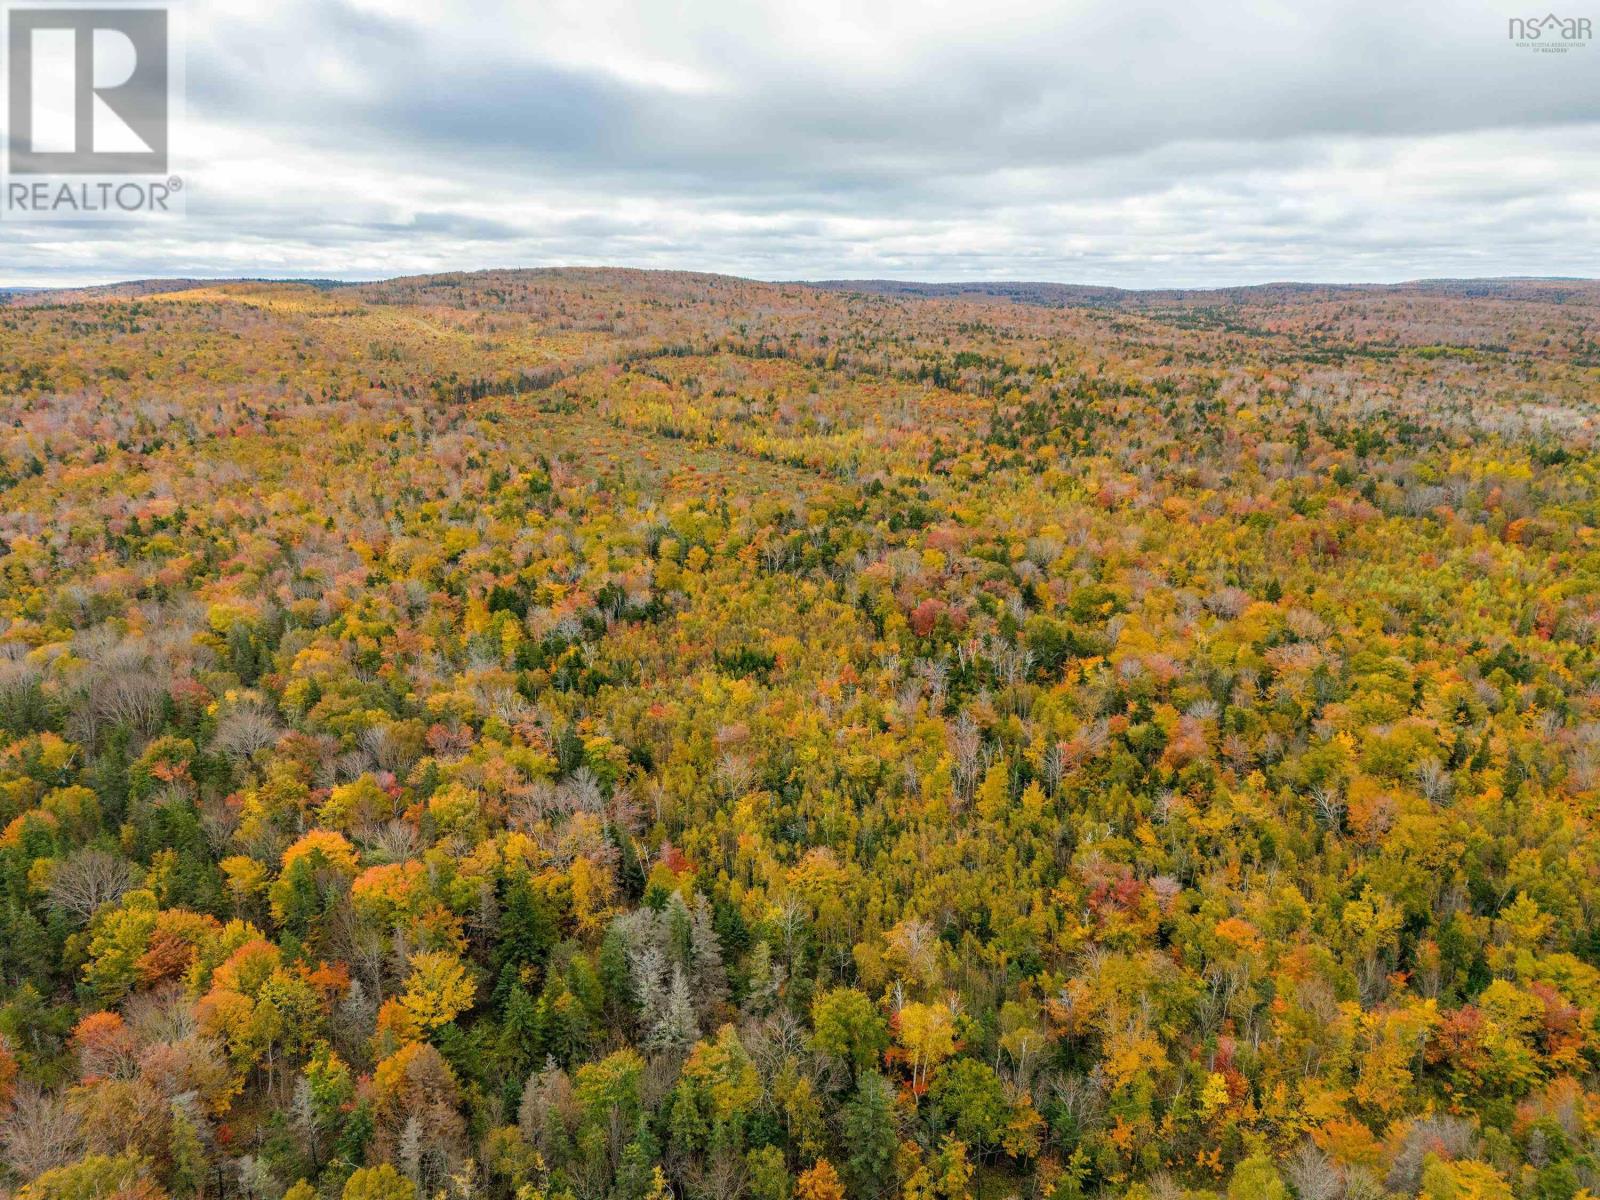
4, 276, 355, 305
801, 279, 1139, 307
10, 268, 1599, 310
804, 276, 1600, 308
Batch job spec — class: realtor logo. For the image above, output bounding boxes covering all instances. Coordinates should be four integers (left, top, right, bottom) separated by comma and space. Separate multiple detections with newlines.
7, 7, 168, 174
2, 3, 180, 218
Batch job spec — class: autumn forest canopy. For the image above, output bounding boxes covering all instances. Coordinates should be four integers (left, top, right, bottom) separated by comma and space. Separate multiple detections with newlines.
1, 269, 1600, 1200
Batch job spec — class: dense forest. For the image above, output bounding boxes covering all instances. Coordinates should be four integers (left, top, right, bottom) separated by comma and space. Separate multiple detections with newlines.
1, 270, 1599, 1200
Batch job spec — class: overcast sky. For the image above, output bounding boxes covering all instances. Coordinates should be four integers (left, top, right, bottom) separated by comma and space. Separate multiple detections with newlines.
3, 0, 1598, 286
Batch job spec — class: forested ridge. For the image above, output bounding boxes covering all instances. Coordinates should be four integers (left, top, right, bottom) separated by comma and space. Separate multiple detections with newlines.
2, 270, 1600, 1200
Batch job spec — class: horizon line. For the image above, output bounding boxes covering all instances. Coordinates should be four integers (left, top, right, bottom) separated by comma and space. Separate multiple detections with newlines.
5, 267, 1598, 296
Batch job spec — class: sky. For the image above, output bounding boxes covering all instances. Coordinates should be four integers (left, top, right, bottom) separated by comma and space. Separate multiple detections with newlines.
2, 0, 1599, 287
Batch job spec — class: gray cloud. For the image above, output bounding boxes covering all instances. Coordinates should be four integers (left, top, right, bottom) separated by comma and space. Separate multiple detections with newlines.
2, 0, 1597, 285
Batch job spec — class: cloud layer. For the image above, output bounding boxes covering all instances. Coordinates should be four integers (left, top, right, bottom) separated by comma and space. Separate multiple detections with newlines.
4, 0, 1598, 286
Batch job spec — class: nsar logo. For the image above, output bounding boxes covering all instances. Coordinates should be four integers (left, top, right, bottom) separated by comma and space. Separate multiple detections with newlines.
1507, 12, 1592, 50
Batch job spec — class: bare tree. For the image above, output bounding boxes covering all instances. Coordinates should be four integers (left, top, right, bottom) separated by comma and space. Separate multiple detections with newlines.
1414, 757, 1454, 806
518, 1062, 575, 1159
211, 702, 282, 763
649, 966, 699, 1052
356, 819, 420, 865
688, 895, 728, 1021
562, 767, 605, 815
69, 658, 167, 744
1386, 1116, 1479, 1193
949, 710, 982, 801
1286, 1141, 1343, 1200
360, 723, 418, 775
714, 753, 756, 799
1310, 783, 1345, 832
0, 1085, 83, 1179
47, 848, 134, 923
